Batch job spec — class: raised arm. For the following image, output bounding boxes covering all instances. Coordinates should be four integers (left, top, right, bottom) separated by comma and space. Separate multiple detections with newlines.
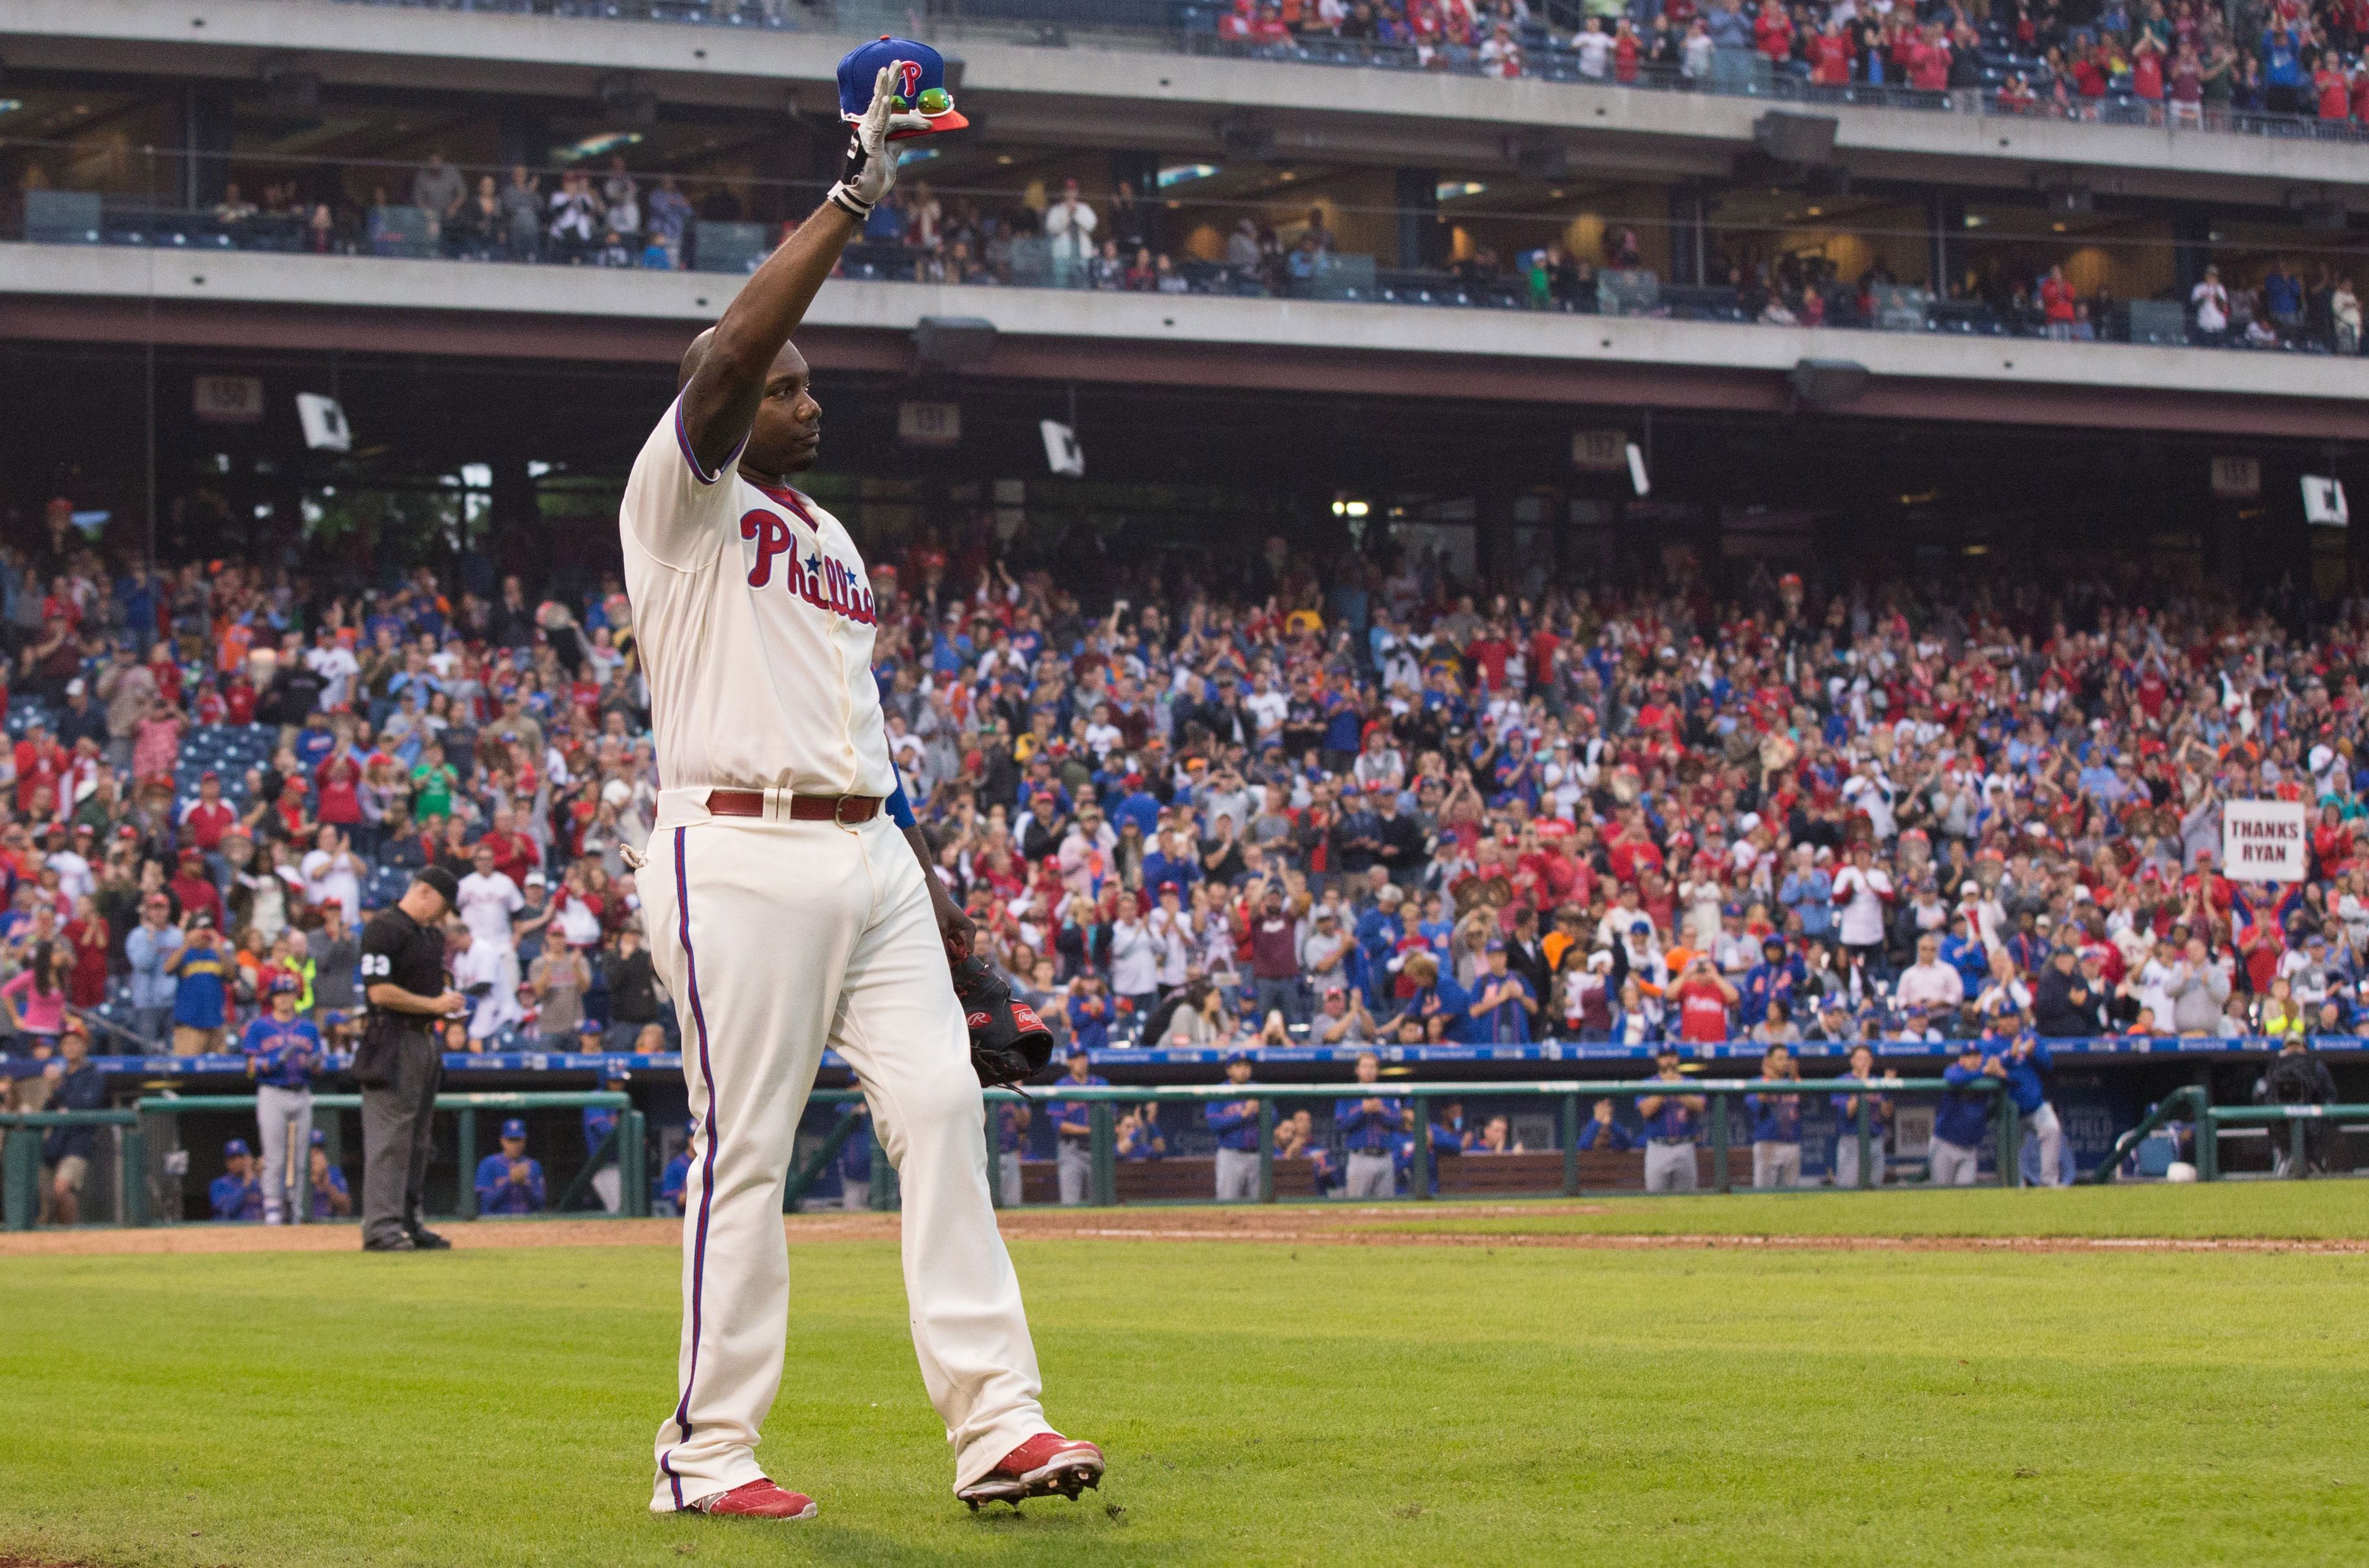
676, 66, 925, 474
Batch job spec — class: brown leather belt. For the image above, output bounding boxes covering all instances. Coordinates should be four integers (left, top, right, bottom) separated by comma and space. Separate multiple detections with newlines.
704, 788, 882, 824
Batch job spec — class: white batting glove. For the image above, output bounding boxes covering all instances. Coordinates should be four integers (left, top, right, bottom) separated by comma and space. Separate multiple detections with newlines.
827, 63, 934, 220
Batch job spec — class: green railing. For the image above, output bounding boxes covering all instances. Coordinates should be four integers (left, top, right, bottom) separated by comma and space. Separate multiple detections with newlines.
2202, 1102, 2369, 1181
1, 1110, 146, 1231
132, 1092, 646, 1222
805, 1077, 2011, 1208
2093, 1086, 2368, 1182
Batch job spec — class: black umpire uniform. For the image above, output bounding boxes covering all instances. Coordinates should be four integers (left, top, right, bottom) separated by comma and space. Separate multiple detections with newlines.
355, 867, 458, 1251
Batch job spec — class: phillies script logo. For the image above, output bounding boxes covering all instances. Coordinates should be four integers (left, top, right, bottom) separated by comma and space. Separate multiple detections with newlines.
739, 510, 877, 625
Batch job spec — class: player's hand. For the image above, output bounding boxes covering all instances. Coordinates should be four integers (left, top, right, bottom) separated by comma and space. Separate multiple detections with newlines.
830, 63, 932, 218
434, 990, 468, 1016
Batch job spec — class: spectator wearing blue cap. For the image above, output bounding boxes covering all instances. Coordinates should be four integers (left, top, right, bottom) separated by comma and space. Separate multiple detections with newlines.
1332, 1051, 1401, 1198
1637, 1044, 1705, 1193
1044, 1047, 1108, 1206
1207, 1051, 1262, 1202
1466, 941, 1534, 1043
242, 971, 326, 1225
308, 1128, 352, 1220
1737, 935, 1800, 1031
475, 1118, 545, 1215
210, 1139, 263, 1221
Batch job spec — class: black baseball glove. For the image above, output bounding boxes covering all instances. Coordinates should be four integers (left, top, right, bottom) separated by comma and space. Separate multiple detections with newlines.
954, 956, 1054, 1089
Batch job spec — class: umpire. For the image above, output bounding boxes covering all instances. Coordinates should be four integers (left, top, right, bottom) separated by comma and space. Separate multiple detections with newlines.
354, 868, 466, 1252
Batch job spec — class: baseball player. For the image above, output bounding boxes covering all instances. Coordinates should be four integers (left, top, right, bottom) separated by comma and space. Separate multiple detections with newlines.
1636, 1045, 1706, 1193
622, 43, 1094, 1521
475, 1117, 546, 1215
1206, 1051, 1263, 1202
308, 1129, 353, 1220
1044, 1047, 1107, 1206
209, 1139, 263, 1222
1331, 1051, 1401, 1198
241, 972, 325, 1224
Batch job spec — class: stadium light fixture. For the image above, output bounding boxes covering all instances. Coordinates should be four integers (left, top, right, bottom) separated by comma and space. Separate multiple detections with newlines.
1436, 181, 1487, 201
914, 317, 999, 369
1157, 163, 1218, 188
1788, 359, 1870, 410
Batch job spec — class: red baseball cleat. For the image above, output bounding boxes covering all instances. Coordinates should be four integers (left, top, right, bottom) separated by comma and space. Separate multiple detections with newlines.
957, 1433, 1105, 1510
693, 1479, 818, 1520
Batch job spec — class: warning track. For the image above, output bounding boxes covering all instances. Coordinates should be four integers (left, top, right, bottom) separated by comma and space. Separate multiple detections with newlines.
5, 1202, 2363, 1257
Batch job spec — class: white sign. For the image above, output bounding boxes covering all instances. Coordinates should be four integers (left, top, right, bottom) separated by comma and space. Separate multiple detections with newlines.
2303, 475, 2349, 528
295, 392, 351, 453
2222, 799, 2309, 882
1571, 429, 1627, 471
193, 375, 264, 423
897, 401, 961, 447
1039, 419, 1083, 478
2209, 455, 2260, 499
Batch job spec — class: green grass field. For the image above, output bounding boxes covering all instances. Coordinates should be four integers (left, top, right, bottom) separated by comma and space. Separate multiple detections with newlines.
1383, 1178, 2369, 1240
4, 1185, 2366, 1567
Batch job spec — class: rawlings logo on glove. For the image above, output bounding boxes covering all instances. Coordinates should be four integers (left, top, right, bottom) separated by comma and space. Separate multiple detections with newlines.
953, 956, 1054, 1089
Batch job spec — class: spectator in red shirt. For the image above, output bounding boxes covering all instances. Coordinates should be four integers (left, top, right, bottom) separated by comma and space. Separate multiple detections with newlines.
1670, 952, 1739, 1044
2039, 265, 2078, 340
1812, 21, 1853, 85
13, 722, 65, 817
169, 847, 225, 930
478, 803, 542, 888
179, 772, 236, 857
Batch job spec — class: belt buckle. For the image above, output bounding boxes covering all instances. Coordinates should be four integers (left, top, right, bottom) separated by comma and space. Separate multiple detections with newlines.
833, 794, 859, 828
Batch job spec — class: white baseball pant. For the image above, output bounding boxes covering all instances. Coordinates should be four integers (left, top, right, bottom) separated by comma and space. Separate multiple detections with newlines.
640, 805, 1048, 1510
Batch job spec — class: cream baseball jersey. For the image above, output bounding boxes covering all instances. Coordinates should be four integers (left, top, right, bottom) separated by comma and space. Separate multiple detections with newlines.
621, 395, 896, 798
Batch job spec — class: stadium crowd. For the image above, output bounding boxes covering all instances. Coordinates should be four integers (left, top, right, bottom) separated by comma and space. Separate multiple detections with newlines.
1, 488, 2364, 1206
1213, 0, 2369, 132
162, 152, 2363, 357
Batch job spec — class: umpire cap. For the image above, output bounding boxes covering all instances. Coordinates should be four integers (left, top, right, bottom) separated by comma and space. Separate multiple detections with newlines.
414, 866, 460, 908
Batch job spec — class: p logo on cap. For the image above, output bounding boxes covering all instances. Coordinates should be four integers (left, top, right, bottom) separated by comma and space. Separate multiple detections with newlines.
835, 35, 969, 139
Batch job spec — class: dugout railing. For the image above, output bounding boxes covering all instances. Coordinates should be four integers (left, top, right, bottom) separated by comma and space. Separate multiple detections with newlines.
14, 1094, 653, 1231
2093, 1086, 2369, 1183
799, 1077, 2012, 1211
1, 1108, 147, 1229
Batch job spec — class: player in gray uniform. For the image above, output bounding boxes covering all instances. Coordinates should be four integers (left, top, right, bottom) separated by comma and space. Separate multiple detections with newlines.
1332, 1051, 1402, 1198
1636, 1044, 1707, 1193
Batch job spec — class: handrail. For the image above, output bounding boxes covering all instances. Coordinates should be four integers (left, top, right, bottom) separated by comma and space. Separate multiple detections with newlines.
815, 1075, 2010, 1205
129, 1091, 644, 1221
2, 1109, 147, 1231
2087, 1084, 2205, 1185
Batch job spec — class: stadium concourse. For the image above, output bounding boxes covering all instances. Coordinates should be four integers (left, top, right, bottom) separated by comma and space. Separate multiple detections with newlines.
0, 506, 2364, 1222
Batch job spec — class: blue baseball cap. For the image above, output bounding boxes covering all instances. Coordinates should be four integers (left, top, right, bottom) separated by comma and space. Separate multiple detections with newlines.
225, 1137, 251, 1158
309, 1128, 328, 1147
500, 1117, 527, 1141
836, 37, 969, 138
